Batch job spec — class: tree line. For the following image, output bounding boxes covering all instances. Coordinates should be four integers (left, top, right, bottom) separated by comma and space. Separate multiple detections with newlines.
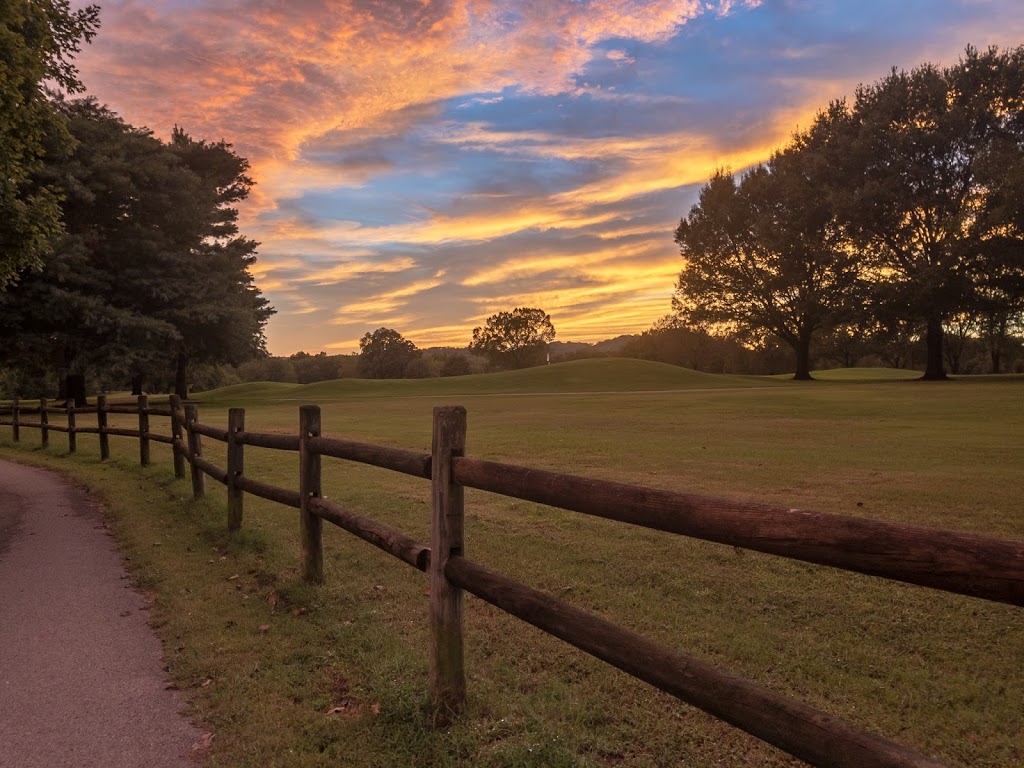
674, 45, 1024, 380
0, 3, 272, 402
351, 308, 556, 379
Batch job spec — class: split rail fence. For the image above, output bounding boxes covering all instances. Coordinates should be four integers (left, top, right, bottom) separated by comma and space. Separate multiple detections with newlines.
2, 395, 1022, 768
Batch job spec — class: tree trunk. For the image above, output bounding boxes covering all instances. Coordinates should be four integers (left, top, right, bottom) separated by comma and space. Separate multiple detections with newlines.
175, 350, 189, 398
64, 373, 87, 407
131, 374, 144, 396
921, 315, 948, 381
792, 339, 814, 381
991, 348, 1002, 375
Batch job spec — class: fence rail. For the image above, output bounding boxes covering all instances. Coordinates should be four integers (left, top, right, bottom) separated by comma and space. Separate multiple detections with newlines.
2, 395, 1022, 767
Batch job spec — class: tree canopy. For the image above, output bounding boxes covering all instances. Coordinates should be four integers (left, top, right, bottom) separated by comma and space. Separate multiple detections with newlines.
470, 308, 555, 370
357, 327, 420, 379
0, 0, 100, 288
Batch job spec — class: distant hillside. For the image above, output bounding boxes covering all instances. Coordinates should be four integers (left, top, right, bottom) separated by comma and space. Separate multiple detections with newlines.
199, 358, 782, 403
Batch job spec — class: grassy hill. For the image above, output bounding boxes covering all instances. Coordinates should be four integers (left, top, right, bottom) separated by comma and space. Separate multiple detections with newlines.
772, 367, 923, 381
197, 358, 781, 403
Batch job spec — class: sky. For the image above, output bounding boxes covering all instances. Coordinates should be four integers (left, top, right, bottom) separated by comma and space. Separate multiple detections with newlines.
72, 0, 1024, 355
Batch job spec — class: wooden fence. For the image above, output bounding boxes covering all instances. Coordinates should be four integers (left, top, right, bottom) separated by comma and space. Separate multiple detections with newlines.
2, 395, 1022, 768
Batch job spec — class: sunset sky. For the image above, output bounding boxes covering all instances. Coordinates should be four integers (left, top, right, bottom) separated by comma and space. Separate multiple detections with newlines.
74, 0, 1024, 355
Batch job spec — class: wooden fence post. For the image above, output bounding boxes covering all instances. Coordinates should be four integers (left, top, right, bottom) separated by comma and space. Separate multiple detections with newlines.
40, 398, 48, 448
227, 407, 245, 531
11, 398, 19, 443
169, 395, 186, 480
138, 394, 150, 467
97, 395, 109, 460
67, 401, 76, 453
429, 405, 467, 725
298, 405, 323, 584
185, 403, 205, 498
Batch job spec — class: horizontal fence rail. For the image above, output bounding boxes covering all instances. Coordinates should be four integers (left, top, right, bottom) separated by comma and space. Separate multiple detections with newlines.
452, 457, 1024, 607
2, 395, 1022, 767
236, 430, 300, 451
235, 474, 301, 509
445, 555, 947, 768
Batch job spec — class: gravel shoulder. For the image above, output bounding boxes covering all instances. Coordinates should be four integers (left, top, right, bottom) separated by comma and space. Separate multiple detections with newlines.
0, 458, 203, 768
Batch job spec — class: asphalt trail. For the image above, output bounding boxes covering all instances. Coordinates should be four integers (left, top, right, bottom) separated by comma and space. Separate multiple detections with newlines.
0, 459, 201, 767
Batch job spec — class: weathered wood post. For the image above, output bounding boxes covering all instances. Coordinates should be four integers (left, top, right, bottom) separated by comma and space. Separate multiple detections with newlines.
97, 395, 110, 460
67, 401, 77, 453
39, 398, 48, 448
11, 398, 19, 442
227, 408, 245, 531
138, 394, 150, 467
169, 395, 186, 480
298, 405, 323, 584
185, 403, 205, 498
429, 405, 467, 725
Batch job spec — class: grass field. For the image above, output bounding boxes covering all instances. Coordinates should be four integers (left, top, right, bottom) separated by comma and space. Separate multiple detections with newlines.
1, 359, 1022, 767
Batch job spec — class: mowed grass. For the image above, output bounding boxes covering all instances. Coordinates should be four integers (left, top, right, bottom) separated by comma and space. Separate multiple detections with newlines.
1, 360, 1022, 767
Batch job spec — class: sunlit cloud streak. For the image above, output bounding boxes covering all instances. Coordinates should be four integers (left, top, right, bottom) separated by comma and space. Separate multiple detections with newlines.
74, 0, 1024, 354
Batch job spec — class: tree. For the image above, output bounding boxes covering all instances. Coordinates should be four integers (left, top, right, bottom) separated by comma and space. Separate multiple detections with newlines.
674, 139, 865, 380
0, 0, 99, 287
824, 46, 1024, 379
160, 128, 272, 396
470, 308, 555, 370
357, 328, 420, 378
439, 352, 472, 377
290, 351, 341, 383
0, 101, 272, 401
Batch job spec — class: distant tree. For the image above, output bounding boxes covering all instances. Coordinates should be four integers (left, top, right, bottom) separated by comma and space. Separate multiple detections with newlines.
621, 317, 742, 373
358, 327, 420, 378
674, 140, 865, 380
816, 314, 880, 370
470, 307, 555, 370
0, 0, 99, 288
439, 352, 472, 377
403, 356, 434, 379
290, 351, 341, 383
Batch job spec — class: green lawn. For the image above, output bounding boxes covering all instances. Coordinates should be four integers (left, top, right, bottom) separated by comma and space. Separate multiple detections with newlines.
2, 360, 1021, 767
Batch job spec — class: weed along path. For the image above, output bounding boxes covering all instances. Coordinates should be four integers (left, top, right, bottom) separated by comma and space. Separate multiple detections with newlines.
0, 459, 201, 768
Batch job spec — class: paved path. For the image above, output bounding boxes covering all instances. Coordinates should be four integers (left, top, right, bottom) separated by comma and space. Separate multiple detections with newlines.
0, 459, 202, 767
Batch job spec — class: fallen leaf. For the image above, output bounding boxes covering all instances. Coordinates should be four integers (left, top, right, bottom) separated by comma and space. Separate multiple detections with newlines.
227, 574, 239, 581
192, 732, 215, 753
370, 703, 381, 715
258, 624, 271, 633
200, 678, 213, 688
327, 706, 348, 715
293, 607, 307, 617
267, 590, 277, 611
